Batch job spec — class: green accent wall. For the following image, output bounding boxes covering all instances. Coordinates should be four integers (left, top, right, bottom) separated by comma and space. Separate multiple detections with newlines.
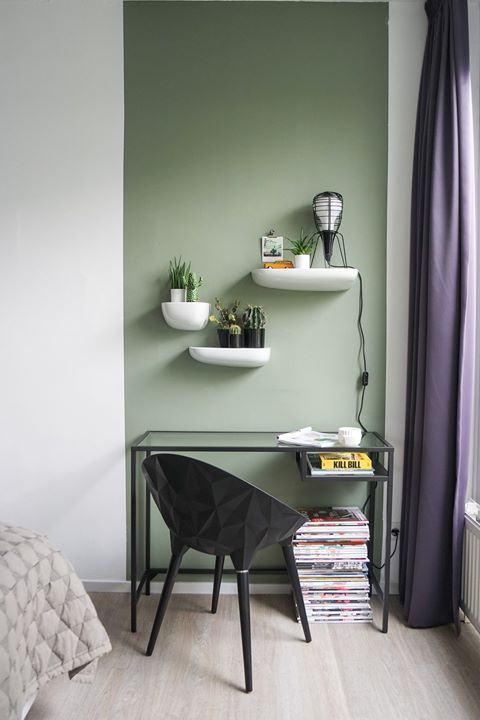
124, 1, 388, 578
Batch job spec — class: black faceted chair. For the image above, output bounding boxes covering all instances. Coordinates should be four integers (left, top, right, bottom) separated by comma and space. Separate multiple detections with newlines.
141, 453, 311, 693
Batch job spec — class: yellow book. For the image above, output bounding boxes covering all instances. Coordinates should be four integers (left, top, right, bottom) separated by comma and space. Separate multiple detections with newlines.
263, 260, 294, 269
319, 452, 372, 471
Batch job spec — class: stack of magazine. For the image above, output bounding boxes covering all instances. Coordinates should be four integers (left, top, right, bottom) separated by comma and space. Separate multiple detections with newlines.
293, 506, 372, 624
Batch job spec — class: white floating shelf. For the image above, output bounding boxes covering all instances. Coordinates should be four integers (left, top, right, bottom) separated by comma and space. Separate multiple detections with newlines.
162, 302, 210, 331
251, 268, 358, 292
189, 347, 271, 368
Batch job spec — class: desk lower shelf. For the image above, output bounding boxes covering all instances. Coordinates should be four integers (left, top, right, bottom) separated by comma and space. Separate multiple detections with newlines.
301, 464, 388, 482
296, 454, 388, 482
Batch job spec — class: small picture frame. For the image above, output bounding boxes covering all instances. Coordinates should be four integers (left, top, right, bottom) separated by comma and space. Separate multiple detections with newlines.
261, 234, 284, 262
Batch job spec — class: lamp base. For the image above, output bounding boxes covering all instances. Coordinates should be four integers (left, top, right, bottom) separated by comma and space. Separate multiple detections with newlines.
321, 233, 335, 263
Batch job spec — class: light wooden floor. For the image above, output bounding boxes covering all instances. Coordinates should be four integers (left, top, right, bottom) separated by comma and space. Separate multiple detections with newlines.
28, 592, 480, 720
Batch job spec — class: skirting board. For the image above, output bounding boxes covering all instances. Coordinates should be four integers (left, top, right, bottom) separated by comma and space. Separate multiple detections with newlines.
83, 580, 291, 594
83, 580, 400, 595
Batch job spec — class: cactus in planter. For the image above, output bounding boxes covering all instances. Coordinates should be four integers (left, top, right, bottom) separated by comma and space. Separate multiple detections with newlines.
209, 298, 241, 328
242, 305, 266, 348
243, 305, 266, 330
228, 323, 242, 348
209, 298, 242, 347
184, 272, 203, 302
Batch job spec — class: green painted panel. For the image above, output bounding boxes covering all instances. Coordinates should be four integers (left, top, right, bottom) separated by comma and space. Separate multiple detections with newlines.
124, 1, 388, 578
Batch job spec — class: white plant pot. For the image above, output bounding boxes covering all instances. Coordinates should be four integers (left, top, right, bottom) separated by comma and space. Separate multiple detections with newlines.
170, 288, 186, 302
294, 254, 311, 269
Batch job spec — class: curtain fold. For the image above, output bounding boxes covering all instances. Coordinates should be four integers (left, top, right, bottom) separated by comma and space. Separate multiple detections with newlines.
399, 0, 476, 628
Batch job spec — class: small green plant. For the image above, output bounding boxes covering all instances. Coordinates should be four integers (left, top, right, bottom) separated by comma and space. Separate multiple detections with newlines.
185, 272, 203, 302
229, 324, 241, 335
243, 305, 266, 330
287, 229, 317, 256
209, 298, 241, 329
168, 256, 191, 289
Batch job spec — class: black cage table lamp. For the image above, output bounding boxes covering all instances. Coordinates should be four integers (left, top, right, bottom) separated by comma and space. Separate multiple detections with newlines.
312, 190, 344, 264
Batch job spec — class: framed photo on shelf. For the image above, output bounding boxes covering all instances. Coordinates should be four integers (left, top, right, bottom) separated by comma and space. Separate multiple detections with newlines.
261, 234, 284, 262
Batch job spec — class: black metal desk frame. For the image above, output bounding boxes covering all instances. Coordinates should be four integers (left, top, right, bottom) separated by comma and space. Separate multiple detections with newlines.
130, 430, 394, 634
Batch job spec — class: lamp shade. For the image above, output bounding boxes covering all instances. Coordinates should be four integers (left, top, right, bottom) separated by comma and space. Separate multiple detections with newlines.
312, 191, 343, 262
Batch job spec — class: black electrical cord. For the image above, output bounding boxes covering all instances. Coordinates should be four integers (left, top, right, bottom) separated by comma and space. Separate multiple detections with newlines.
359, 494, 399, 569
325, 233, 369, 432
373, 532, 399, 570
361, 494, 371, 514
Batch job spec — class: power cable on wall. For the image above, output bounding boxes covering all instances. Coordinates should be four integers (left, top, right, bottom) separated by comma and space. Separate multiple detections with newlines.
324, 234, 369, 432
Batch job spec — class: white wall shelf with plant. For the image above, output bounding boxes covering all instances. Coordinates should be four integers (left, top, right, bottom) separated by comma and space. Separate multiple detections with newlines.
251, 267, 358, 292
164, 256, 208, 329
189, 347, 271, 368
161, 302, 210, 330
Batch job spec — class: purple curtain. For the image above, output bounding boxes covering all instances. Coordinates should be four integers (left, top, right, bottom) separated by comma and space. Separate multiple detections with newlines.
399, 0, 476, 628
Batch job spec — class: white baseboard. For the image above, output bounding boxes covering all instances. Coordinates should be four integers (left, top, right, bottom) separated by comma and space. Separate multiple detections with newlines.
83, 579, 400, 595
83, 580, 291, 594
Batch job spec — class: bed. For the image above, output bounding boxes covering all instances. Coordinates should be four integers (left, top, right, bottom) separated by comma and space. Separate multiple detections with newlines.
0, 523, 111, 720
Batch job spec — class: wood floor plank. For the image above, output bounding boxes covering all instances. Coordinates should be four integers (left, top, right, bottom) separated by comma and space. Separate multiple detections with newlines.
26, 593, 480, 720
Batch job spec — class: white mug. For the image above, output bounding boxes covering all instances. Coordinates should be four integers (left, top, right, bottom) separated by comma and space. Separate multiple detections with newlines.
338, 426, 362, 446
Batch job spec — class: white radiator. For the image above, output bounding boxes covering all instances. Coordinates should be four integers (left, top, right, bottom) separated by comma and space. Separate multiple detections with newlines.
461, 515, 480, 632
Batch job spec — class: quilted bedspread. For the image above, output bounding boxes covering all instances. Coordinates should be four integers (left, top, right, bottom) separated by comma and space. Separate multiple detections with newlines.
0, 523, 111, 720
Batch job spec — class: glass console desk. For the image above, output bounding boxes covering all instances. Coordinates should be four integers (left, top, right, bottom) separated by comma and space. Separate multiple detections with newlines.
130, 430, 394, 634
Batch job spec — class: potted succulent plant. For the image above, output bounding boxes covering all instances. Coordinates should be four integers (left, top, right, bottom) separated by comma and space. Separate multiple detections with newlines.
228, 324, 242, 348
168, 256, 191, 301
242, 305, 266, 348
184, 272, 203, 302
209, 298, 242, 347
287, 229, 317, 269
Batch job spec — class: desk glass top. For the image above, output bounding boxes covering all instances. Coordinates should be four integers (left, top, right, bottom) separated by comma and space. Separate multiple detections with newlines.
133, 431, 391, 452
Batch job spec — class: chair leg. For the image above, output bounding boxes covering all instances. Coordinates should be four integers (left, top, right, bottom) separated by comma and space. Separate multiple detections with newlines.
236, 570, 253, 693
282, 544, 312, 643
211, 555, 224, 614
146, 552, 183, 656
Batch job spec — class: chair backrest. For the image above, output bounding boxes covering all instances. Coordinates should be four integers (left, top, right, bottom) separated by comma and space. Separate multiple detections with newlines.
142, 453, 306, 570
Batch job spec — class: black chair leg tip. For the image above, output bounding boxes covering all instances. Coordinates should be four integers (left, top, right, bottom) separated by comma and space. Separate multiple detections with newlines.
146, 640, 156, 656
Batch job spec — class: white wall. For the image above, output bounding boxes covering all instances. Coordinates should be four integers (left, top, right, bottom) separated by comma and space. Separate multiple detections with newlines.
385, 0, 427, 589
0, 0, 126, 581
